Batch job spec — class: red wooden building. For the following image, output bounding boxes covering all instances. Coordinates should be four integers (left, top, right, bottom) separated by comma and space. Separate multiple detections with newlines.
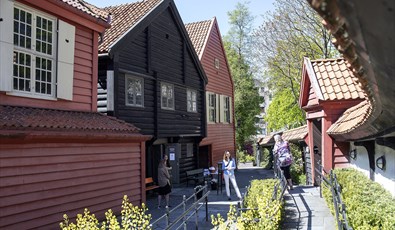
299, 57, 365, 184
0, 0, 150, 229
185, 18, 236, 169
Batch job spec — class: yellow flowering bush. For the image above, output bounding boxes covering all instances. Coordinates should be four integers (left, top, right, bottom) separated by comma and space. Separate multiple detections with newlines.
211, 179, 283, 230
60, 195, 151, 230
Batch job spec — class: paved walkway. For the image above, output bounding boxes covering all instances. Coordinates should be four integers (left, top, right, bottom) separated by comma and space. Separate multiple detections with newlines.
145, 165, 335, 229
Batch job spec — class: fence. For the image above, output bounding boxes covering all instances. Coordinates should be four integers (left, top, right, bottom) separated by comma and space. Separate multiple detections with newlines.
149, 184, 210, 230
315, 164, 352, 230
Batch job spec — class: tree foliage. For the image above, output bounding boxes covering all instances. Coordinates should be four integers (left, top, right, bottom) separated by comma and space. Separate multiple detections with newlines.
224, 2, 262, 151
252, 0, 340, 131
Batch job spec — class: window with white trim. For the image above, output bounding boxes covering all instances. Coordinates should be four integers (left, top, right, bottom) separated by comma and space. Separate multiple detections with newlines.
0, 2, 75, 100
125, 75, 143, 107
224, 96, 230, 123
161, 82, 174, 110
187, 89, 197, 112
208, 93, 216, 122
13, 6, 55, 97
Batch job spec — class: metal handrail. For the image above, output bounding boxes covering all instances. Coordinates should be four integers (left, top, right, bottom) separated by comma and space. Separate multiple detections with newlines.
315, 164, 352, 230
149, 184, 210, 230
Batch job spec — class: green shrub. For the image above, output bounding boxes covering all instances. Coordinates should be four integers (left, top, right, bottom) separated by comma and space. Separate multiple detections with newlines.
60, 195, 152, 230
237, 150, 255, 163
289, 143, 305, 185
259, 148, 273, 169
322, 168, 395, 230
211, 179, 282, 229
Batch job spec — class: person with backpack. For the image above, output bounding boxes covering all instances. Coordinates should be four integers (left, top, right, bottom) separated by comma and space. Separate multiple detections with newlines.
273, 134, 294, 190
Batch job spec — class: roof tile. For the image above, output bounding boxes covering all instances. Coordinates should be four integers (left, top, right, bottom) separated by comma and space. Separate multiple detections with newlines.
185, 19, 213, 58
310, 58, 365, 101
0, 105, 141, 134
98, 0, 162, 53
327, 100, 372, 135
62, 0, 109, 21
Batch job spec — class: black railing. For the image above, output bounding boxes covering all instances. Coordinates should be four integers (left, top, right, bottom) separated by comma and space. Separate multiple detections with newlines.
315, 165, 352, 230
149, 183, 210, 230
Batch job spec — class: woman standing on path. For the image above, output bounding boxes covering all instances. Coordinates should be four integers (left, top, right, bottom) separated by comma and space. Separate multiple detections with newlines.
273, 134, 293, 189
222, 151, 242, 200
157, 154, 172, 209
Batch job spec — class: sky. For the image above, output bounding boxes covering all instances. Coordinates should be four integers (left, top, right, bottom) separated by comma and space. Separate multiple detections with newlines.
87, 0, 276, 35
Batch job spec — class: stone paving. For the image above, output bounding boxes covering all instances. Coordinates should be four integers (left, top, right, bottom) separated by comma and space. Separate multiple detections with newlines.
145, 165, 336, 229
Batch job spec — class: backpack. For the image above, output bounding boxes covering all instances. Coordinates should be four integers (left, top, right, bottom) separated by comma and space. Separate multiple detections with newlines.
276, 142, 293, 167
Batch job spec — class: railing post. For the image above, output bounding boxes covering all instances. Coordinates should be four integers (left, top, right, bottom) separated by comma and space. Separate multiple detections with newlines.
319, 161, 323, 198
205, 181, 208, 221
166, 205, 170, 228
183, 195, 187, 230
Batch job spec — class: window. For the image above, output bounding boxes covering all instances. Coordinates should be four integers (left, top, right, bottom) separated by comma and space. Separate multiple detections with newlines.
161, 82, 174, 110
125, 75, 143, 107
13, 6, 55, 97
224, 96, 230, 123
208, 93, 216, 122
214, 58, 220, 70
0, 1, 75, 100
187, 89, 197, 112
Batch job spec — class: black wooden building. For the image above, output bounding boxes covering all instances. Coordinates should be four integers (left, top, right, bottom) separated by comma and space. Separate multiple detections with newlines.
96, 0, 207, 184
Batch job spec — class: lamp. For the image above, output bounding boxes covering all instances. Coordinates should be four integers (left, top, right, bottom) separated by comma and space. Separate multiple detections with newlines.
349, 149, 357, 159
376, 155, 386, 170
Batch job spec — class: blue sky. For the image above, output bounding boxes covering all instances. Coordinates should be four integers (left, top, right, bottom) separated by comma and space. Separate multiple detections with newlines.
87, 0, 275, 35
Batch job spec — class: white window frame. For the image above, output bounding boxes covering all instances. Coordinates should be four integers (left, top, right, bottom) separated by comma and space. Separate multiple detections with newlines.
0, 1, 75, 100
224, 96, 230, 123
187, 88, 197, 112
207, 92, 217, 123
12, 4, 56, 99
125, 75, 144, 107
161, 82, 174, 110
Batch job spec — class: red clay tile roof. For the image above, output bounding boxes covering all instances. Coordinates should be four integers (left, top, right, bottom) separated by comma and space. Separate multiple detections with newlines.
327, 100, 372, 135
0, 105, 141, 134
282, 125, 307, 142
61, 0, 109, 21
310, 58, 365, 101
185, 19, 213, 59
98, 0, 163, 53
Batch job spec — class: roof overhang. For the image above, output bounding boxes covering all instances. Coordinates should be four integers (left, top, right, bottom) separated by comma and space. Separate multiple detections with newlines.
306, 0, 395, 139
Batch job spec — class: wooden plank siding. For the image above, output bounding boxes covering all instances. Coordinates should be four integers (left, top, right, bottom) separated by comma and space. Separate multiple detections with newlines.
197, 19, 236, 166
108, 9, 205, 138
0, 142, 142, 230
0, 26, 97, 112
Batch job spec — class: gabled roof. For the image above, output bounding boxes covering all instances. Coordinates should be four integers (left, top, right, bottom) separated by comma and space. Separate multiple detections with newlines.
302, 58, 365, 103
185, 19, 213, 59
98, 0, 162, 53
59, 0, 109, 22
282, 125, 308, 142
0, 105, 142, 135
327, 100, 372, 136
258, 125, 307, 147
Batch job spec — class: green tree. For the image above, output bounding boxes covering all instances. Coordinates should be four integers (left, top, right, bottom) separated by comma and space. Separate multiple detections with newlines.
252, 0, 340, 131
224, 2, 261, 151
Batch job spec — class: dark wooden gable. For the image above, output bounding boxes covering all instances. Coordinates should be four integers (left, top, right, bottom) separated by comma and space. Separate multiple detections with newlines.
101, 0, 207, 138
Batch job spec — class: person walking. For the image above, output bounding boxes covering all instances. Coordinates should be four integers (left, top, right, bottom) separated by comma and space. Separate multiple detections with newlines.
273, 134, 294, 189
222, 151, 242, 200
157, 154, 172, 209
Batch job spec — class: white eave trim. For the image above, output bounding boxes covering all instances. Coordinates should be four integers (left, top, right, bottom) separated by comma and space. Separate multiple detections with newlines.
304, 57, 324, 100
